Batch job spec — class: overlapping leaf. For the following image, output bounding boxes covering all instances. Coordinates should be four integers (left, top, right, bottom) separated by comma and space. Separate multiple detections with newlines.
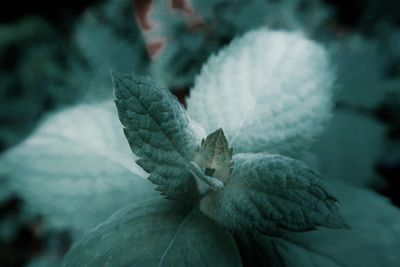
0, 102, 158, 237
195, 128, 233, 182
113, 72, 204, 200
112, 28, 347, 239
200, 153, 348, 235
250, 181, 400, 267
187, 28, 334, 157
62, 199, 243, 267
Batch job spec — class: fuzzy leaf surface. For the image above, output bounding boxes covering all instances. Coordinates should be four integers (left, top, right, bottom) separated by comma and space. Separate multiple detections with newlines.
200, 153, 347, 235
250, 181, 400, 267
62, 199, 243, 267
195, 128, 233, 182
0, 102, 158, 237
187, 28, 334, 157
113, 72, 204, 200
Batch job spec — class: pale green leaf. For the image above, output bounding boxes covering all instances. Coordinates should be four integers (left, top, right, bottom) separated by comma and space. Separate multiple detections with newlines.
200, 153, 347, 236
113, 72, 204, 201
249, 181, 400, 267
195, 128, 233, 182
62, 199, 243, 267
187, 28, 334, 157
0, 102, 158, 237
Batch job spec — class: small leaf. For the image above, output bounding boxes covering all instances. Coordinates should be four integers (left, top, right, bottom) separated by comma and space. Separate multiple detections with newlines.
113, 72, 204, 201
62, 199, 243, 267
200, 153, 348, 236
195, 128, 233, 182
0, 102, 158, 237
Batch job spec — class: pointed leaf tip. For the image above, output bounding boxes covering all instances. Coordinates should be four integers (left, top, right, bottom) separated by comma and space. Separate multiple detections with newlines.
187, 29, 334, 156
113, 72, 201, 200
195, 128, 233, 183
200, 153, 348, 235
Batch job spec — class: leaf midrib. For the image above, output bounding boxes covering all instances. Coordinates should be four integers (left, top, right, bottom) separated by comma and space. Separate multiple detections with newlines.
157, 208, 195, 267
41, 132, 148, 179
122, 81, 194, 168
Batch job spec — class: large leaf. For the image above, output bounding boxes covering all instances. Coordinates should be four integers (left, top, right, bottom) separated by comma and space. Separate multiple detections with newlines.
187, 28, 334, 156
249, 181, 400, 267
113, 72, 204, 201
200, 153, 347, 236
62, 199, 243, 267
0, 102, 158, 237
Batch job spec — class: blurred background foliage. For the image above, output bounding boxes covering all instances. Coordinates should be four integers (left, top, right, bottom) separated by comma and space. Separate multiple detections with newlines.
0, 0, 399, 266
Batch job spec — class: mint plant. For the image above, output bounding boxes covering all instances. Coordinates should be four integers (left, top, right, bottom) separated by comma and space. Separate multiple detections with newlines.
62, 28, 349, 266
112, 72, 347, 234
2, 27, 400, 267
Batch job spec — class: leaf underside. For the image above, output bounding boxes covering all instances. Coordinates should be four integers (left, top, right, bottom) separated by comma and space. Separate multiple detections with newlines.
187, 29, 333, 157
0, 102, 158, 237
113, 72, 200, 200
200, 153, 348, 236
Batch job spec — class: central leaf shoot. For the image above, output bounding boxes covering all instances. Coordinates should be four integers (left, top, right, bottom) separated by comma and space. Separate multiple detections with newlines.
194, 128, 233, 183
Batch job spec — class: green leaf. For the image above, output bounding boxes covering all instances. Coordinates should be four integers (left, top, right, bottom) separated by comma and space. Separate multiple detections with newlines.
200, 153, 348, 236
62, 199, 243, 267
187, 29, 334, 157
113, 72, 203, 201
195, 128, 233, 182
249, 181, 400, 267
0, 102, 159, 237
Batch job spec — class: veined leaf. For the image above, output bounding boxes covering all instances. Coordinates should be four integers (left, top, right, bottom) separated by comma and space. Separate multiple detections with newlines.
0, 102, 158, 237
250, 181, 400, 267
200, 153, 347, 236
195, 128, 233, 182
62, 199, 243, 267
187, 28, 334, 157
113, 72, 204, 200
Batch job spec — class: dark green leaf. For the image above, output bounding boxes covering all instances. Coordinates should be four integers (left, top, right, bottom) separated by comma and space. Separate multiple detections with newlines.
113, 72, 203, 201
200, 153, 348, 236
250, 181, 400, 267
62, 199, 243, 267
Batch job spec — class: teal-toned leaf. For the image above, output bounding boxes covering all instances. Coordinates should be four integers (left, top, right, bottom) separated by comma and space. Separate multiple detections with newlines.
249, 181, 400, 267
200, 153, 347, 236
113, 72, 204, 201
187, 28, 334, 157
62, 199, 243, 267
195, 128, 233, 182
0, 102, 158, 237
